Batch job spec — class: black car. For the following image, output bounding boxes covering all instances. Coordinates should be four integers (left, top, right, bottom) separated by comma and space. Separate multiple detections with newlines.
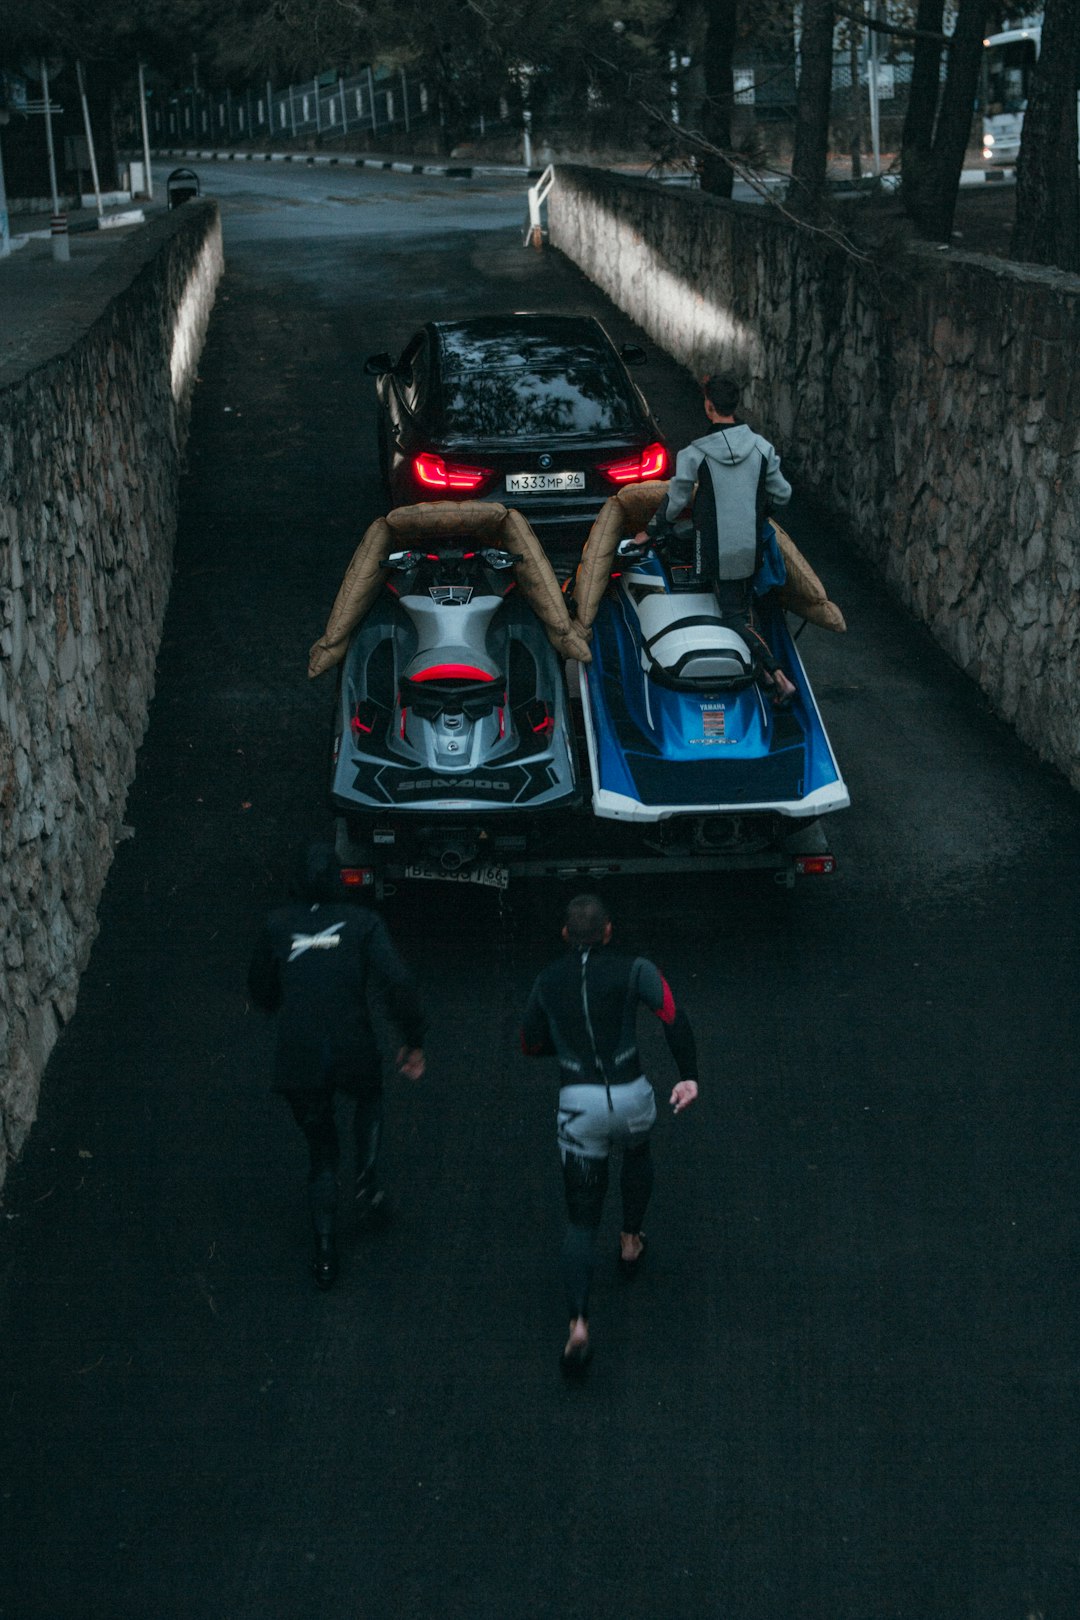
364, 313, 669, 551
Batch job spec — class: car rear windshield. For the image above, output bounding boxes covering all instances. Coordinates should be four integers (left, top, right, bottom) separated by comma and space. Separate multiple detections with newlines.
440, 366, 635, 439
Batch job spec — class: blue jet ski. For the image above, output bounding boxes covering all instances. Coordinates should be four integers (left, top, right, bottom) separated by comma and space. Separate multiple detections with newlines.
576, 523, 849, 850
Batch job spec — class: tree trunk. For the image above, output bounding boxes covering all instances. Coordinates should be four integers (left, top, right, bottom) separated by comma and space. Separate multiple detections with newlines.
790, 0, 836, 215
899, 0, 945, 221
907, 0, 989, 241
699, 0, 738, 198
1011, 0, 1080, 270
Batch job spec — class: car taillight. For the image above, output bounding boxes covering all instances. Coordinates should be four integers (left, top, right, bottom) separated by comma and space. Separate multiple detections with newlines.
598, 442, 669, 484
413, 452, 493, 492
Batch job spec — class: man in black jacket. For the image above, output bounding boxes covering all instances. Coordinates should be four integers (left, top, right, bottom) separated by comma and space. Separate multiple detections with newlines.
521, 894, 698, 1374
248, 844, 425, 1289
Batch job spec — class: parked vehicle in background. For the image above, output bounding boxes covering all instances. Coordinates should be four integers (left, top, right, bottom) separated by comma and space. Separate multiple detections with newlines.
364, 314, 669, 558
981, 22, 1080, 165
982, 26, 1040, 163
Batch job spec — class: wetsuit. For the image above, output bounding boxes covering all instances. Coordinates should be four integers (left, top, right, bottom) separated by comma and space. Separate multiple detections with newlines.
521, 945, 697, 1320
248, 901, 425, 1238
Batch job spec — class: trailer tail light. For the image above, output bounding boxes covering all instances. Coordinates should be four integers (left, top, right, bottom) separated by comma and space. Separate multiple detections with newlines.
598, 442, 669, 484
339, 866, 375, 889
795, 854, 836, 877
413, 452, 493, 491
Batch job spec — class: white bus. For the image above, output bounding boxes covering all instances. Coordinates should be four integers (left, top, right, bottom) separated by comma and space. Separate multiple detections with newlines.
982, 20, 1080, 166
981, 25, 1040, 164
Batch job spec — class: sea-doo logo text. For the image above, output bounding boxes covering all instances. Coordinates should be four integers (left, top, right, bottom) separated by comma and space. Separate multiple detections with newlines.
401, 777, 511, 792
288, 922, 345, 961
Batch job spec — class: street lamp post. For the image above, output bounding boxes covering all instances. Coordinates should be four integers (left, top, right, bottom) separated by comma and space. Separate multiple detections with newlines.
75, 60, 104, 219
41, 59, 70, 259
137, 62, 154, 198
867, 0, 882, 177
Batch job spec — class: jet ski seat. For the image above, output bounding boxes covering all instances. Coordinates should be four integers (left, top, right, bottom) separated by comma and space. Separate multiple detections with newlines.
633, 586, 754, 691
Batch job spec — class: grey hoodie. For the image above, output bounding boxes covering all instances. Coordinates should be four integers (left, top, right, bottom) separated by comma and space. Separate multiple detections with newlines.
662, 423, 791, 578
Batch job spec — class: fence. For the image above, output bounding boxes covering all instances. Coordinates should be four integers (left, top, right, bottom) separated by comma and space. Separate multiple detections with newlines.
145, 46, 919, 156
148, 65, 436, 148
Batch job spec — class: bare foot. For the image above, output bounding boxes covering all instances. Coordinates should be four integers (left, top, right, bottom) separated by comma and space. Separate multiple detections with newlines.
564, 1316, 589, 1357
619, 1232, 644, 1265
772, 669, 796, 702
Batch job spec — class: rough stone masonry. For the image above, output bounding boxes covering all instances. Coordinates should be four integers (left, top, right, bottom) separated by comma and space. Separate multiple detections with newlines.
547, 166, 1080, 797
0, 202, 223, 1191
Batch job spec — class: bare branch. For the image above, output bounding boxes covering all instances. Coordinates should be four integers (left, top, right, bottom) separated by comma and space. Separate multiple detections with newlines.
636, 96, 878, 267
833, 3, 953, 46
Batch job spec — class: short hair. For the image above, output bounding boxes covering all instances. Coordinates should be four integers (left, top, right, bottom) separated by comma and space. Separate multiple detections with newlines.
564, 893, 610, 946
704, 372, 741, 414
299, 841, 346, 903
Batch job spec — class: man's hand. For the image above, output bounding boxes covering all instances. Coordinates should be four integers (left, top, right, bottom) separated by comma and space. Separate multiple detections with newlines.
670, 1079, 698, 1114
397, 1047, 425, 1080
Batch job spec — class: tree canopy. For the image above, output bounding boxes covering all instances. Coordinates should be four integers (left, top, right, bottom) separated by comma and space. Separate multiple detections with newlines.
4, 0, 1077, 271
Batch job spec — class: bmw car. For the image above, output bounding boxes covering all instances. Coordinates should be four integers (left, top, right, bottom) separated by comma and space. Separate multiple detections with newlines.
364, 313, 669, 553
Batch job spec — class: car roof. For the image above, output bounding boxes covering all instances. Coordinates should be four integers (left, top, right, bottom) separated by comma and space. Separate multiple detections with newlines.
426, 314, 618, 375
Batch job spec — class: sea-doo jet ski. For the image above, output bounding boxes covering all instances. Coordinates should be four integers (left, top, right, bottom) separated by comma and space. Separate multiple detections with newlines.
327, 538, 579, 887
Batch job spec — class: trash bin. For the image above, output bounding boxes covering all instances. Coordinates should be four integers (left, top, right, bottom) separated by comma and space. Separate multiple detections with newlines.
167, 168, 201, 209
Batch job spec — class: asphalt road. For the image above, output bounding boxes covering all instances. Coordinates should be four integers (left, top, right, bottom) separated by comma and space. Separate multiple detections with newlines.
1, 161, 1077, 1620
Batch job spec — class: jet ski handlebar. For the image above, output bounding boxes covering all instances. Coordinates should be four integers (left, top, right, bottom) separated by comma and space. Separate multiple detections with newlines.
619, 518, 694, 561
382, 547, 522, 570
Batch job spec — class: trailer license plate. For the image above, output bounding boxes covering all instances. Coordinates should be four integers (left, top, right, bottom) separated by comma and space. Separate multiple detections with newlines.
505, 470, 585, 493
403, 862, 509, 890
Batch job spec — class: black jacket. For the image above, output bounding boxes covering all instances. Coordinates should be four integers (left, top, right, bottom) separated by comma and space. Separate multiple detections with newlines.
248, 902, 425, 1092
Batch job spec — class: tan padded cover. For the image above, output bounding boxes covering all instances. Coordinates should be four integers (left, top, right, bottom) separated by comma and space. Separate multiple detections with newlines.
571, 482, 846, 635
572, 482, 670, 634
308, 501, 590, 678
771, 523, 846, 632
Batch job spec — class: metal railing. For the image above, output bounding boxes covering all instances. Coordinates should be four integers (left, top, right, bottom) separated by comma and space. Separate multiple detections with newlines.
148, 65, 435, 148
524, 165, 554, 247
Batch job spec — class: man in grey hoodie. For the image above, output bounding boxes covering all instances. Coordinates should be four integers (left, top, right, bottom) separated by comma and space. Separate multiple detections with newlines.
649, 372, 795, 700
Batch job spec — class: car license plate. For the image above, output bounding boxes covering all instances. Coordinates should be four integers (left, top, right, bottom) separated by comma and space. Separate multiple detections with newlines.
505, 470, 585, 494
403, 862, 509, 891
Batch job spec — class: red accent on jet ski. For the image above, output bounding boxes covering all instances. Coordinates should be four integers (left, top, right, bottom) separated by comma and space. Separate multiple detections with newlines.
411, 664, 496, 682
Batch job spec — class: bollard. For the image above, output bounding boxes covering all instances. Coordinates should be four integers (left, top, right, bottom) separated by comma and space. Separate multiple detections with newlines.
167, 168, 201, 209
51, 212, 70, 262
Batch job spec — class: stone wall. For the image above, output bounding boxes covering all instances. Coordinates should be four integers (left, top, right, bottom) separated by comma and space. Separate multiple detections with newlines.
0, 202, 223, 1190
548, 167, 1080, 791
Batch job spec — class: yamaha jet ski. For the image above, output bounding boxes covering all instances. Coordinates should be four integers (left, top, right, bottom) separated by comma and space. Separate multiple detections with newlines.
577, 522, 849, 860
330, 543, 578, 889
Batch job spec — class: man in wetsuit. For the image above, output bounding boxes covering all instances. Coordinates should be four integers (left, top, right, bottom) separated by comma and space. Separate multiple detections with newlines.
247, 844, 425, 1290
650, 371, 796, 702
520, 894, 699, 1375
